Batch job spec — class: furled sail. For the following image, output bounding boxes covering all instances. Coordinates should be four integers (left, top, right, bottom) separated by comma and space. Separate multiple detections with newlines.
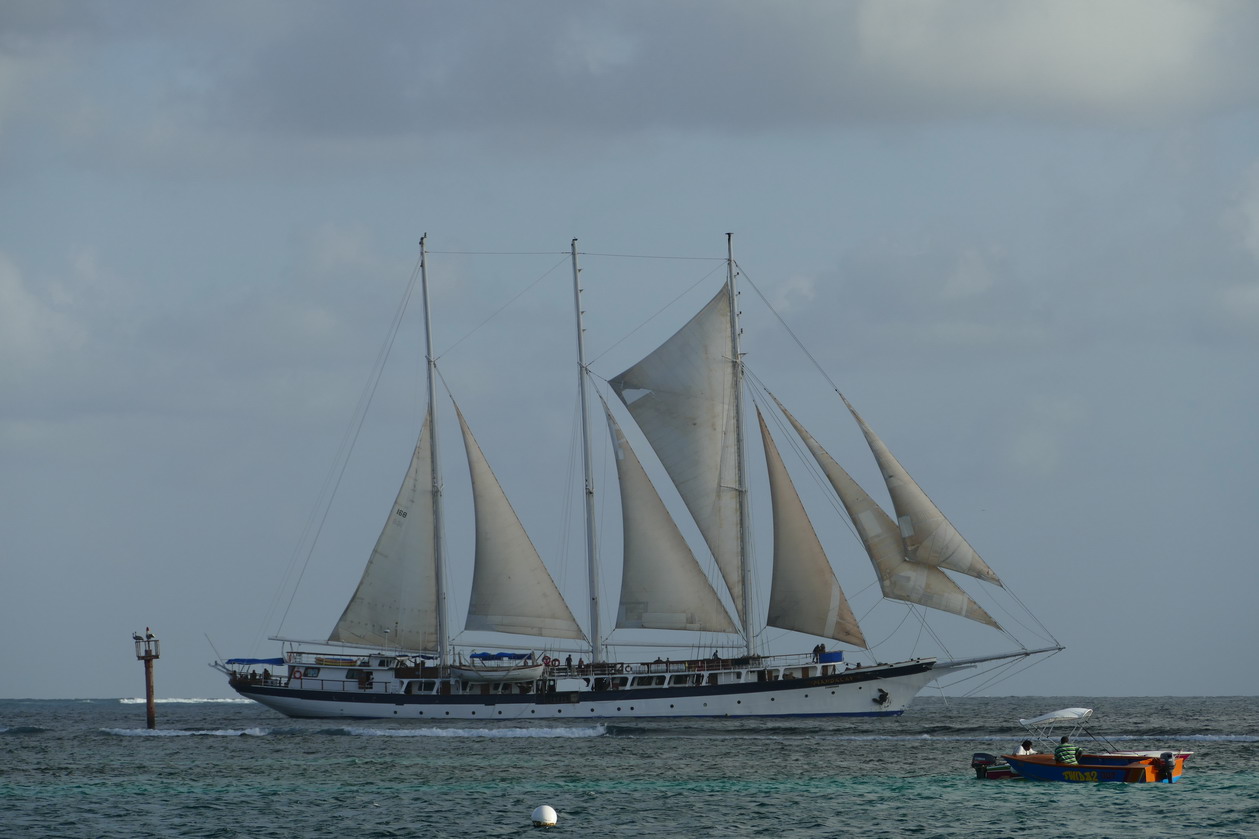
603, 401, 737, 633
842, 397, 1002, 586
758, 409, 866, 647
776, 399, 1000, 628
608, 287, 746, 625
329, 412, 440, 650
456, 405, 586, 640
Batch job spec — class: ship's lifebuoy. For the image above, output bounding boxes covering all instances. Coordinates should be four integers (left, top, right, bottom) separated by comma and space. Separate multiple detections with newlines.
292, 670, 302, 679
542, 656, 552, 666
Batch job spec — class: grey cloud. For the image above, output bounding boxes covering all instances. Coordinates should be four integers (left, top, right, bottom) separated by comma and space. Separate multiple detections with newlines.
9, 0, 1259, 161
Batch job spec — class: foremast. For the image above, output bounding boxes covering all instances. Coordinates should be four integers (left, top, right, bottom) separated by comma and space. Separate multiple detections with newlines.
419, 234, 450, 666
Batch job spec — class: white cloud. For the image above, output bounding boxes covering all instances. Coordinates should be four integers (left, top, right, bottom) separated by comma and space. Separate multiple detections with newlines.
942, 246, 1000, 299
0, 251, 86, 381
1211, 159, 1259, 332
1234, 161, 1259, 264
853, 0, 1244, 120
1005, 393, 1088, 477
767, 273, 818, 316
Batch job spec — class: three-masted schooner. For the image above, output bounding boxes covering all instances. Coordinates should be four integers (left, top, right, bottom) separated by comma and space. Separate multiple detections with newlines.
215, 236, 1062, 719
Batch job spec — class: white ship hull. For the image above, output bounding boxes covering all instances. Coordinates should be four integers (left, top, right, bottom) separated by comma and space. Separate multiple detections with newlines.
229, 659, 943, 720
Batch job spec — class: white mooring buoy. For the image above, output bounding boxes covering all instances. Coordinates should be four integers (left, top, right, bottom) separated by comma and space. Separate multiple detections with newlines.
531, 804, 558, 827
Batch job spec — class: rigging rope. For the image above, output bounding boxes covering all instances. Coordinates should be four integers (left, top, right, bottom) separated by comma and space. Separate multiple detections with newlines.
269, 251, 424, 639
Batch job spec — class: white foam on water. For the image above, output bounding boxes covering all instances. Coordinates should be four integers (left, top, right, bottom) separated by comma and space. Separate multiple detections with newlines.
102, 727, 272, 737
118, 697, 254, 705
340, 725, 608, 738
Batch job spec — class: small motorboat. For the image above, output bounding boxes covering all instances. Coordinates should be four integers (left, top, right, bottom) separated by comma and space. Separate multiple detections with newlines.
973, 708, 1192, 783
1003, 751, 1188, 783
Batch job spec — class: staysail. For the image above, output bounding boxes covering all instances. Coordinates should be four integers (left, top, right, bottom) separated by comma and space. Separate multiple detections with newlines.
328, 412, 441, 650
776, 398, 1000, 628
604, 401, 738, 633
758, 409, 867, 646
456, 405, 586, 640
842, 397, 1002, 586
609, 287, 746, 625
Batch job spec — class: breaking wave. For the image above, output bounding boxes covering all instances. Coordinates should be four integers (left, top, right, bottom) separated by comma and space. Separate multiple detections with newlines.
101, 724, 608, 739
118, 697, 254, 705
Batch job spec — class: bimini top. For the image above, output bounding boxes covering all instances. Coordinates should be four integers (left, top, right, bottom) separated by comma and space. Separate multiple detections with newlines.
1018, 707, 1094, 737
1019, 707, 1093, 727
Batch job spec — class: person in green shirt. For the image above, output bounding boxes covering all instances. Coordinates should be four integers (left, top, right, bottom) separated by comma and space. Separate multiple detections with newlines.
1054, 735, 1084, 765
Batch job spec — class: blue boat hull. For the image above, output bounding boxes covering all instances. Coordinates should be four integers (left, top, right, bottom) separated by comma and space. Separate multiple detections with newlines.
1003, 753, 1187, 783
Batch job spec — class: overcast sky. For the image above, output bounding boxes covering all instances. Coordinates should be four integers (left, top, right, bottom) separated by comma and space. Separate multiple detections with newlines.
3, 1, 1257, 701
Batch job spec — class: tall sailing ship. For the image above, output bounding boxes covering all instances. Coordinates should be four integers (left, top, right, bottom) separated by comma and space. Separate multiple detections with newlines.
215, 236, 1062, 720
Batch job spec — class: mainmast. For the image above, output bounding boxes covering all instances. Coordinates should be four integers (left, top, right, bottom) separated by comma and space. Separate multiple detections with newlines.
419, 235, 450, 666
572, 239, 603, 663
728, 233, 756, 658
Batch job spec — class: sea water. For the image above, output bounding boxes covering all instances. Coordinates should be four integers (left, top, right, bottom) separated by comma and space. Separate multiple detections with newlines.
2, 695, 1255, 838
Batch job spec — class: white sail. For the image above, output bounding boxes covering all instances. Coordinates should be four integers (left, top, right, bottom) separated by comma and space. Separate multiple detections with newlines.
604, 401, 737, 633
842, 397, 1002, 586
456, 405, 586, 640
776, 400, 1000, 628
758, 409, 866, 647
609, 287, 746, 625
328, 412, 440, 650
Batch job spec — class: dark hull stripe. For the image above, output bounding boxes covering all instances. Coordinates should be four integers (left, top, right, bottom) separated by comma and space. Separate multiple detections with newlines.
234, 660, 934, 708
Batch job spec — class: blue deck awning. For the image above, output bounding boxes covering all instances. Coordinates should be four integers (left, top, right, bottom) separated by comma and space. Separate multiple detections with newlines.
226, 657, 285, 666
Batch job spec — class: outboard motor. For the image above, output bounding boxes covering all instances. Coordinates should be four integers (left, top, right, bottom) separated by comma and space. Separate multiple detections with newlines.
1158, 752, 1176, 782
971, 753, 999, 779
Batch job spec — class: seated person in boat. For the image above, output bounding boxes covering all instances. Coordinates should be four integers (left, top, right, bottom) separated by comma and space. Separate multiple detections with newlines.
1054, 736, 1083, 765
1014, 740, 1036, 755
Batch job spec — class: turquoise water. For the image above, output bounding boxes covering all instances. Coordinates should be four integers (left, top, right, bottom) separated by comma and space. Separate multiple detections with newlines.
2, 696, 1255, 837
